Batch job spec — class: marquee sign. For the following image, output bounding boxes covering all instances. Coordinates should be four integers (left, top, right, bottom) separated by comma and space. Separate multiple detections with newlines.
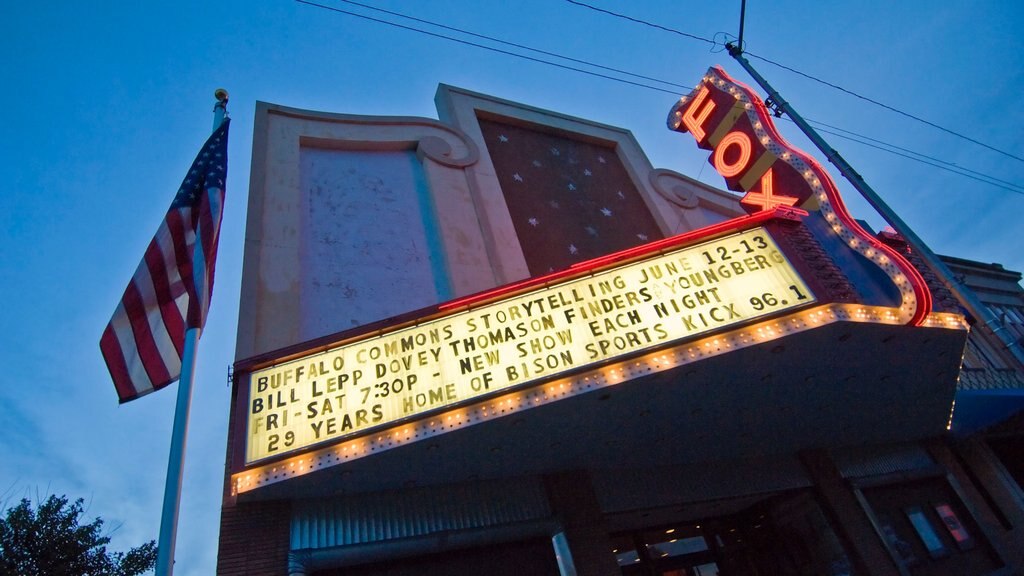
230, 73, 948, 492
245, 225, 814, 463
669, 66, 932, 326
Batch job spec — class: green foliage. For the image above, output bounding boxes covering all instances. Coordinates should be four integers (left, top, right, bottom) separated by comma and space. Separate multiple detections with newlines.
0, 495, 157, 576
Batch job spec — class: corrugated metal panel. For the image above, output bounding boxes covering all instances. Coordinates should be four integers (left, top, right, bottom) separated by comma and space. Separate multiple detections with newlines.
290, 477, 552, 550
832, 443, 935, 479
959, 366, 1024, 391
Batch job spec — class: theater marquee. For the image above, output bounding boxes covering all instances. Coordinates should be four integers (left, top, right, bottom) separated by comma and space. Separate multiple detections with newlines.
245, 227, 814, 463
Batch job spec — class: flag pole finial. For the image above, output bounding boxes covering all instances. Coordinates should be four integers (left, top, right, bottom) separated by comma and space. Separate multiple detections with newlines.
213, 89, 229, 127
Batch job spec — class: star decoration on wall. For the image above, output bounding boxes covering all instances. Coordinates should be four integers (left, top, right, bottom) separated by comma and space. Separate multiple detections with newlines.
477, 117, 664, 276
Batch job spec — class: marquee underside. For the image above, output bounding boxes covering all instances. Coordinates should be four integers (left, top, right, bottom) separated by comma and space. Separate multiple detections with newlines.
236, 320, 966, 501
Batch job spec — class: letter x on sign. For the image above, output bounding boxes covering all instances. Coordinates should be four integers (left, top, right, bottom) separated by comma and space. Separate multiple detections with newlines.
741, 169, 798, 212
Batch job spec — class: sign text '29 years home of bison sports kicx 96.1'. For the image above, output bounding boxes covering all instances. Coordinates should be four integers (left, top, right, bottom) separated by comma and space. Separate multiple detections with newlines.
245, 227, 814, 463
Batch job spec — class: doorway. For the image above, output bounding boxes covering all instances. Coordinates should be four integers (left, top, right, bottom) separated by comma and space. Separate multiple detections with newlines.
609, 492, 853, 576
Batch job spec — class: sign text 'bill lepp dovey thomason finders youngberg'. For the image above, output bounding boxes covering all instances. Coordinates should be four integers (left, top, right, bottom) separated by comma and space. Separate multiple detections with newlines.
245, 227, 814, 463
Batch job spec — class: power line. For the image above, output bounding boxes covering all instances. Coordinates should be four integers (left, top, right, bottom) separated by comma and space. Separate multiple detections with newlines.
744, 52, 1024, 164
565, 0, 1024, 165
807, 122, 1024, 195
294, 0, 681, 95
806, 119, 1024, 193
295, 0, 1020, 195
330, 0, 692, 91
563, 0, 717, 46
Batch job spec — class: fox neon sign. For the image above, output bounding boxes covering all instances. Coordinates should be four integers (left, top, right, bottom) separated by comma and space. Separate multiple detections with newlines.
668, 66, 932, 326
669, 67, 823, 214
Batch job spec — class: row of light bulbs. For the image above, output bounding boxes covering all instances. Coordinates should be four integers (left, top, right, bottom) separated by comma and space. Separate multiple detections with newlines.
232, 302, 965, 494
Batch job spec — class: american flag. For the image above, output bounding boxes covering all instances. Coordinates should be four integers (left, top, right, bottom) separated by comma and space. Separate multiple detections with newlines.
100, 119, 229, 403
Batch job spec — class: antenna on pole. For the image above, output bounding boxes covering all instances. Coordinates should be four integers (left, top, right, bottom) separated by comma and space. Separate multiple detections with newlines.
737, 0, 747, 54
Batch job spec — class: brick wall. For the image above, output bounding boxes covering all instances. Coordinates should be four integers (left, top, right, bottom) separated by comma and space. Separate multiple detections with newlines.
218, 381, 292, 575
217, 499, 291, 575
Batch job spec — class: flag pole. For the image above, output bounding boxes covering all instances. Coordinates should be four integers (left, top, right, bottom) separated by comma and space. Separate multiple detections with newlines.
155, 89, 229, 576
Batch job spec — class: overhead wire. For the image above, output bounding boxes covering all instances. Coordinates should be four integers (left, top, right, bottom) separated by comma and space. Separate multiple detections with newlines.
745, 52, 1024, 164
326, 0, 693, 91
566, 0, 1024, 165
294, 0, 1021, 195
294, 0, 682, 95
807, 119, 1024, 193
808, 122, 1024, 195
563, 0, 717, 46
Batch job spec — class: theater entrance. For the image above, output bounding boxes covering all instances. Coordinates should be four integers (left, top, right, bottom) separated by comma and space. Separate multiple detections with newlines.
609, 492, 853, 576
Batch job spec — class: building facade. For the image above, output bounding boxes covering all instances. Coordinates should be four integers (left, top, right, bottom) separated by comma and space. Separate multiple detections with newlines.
217, 76, 1024, 576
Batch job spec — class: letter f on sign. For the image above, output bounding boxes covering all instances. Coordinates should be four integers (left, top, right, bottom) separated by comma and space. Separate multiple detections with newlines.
682, 86, 716, 144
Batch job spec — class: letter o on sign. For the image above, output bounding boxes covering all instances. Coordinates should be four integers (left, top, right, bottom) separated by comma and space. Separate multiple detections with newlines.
713, 131, 753, 178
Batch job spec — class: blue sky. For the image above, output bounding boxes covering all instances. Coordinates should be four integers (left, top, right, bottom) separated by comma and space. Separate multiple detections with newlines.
1, 1, 1021, 574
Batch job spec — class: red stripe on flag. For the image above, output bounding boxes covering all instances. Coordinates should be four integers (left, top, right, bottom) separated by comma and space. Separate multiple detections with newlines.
120, 280, 174, 387
101, 119, 228, 403
195, 192, 221, 324
100, 323, 141, 403
144, 239, 186, 358
165, 208, 199, 327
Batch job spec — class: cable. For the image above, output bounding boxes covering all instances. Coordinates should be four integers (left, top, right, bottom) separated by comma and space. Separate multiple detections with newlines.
331, 0, 692, 91
806, 119, 1024, 193
564, 0, 716, 46
744, 52, 1024, 164
565, 0, 1024, 165
295, 0, 1020, 195
294, 0, 681, 95
812, 124, 1024, 195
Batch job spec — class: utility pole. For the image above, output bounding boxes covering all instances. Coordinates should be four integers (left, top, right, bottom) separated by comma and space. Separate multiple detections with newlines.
724, 41, 1024, 365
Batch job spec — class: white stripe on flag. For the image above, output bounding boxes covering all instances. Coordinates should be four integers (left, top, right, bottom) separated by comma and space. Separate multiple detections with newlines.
135, 257, 182, 378
108, 301, 154, 395
154, 219, 184, 291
